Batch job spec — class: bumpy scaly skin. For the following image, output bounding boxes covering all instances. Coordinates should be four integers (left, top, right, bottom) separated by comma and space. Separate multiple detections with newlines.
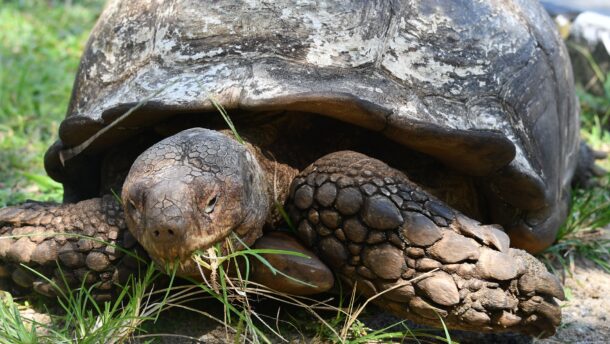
287, 151, 564, 337
0, 195, 147, 301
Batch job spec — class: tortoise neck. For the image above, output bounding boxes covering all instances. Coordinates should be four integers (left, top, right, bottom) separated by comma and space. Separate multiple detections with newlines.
243, 141, 300, 227
218, 128, 299, 227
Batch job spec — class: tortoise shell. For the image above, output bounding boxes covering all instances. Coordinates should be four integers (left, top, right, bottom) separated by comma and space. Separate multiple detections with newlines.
44, 0, 579, 253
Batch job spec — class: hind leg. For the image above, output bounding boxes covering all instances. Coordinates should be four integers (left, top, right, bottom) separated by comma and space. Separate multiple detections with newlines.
573, 141, 607, 188
287, 151, 564, 337
0, 195, 148, 301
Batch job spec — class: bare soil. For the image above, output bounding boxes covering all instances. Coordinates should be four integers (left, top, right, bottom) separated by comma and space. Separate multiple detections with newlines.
539, 259, 610, 344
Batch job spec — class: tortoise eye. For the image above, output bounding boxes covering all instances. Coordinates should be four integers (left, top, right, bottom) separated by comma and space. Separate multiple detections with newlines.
205, 195, 218, 214
125, 198, 142, 224
127, 199, 138, 214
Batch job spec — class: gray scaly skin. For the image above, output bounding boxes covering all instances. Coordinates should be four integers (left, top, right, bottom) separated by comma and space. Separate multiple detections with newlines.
0, 128, 563, 337
287, 151, 564, 336
0, 196, 147, 301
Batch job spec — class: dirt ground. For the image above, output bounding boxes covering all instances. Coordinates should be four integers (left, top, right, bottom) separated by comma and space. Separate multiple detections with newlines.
539, 259, 610, 344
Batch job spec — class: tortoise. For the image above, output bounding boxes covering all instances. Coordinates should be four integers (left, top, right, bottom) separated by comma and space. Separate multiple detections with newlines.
0, 0, 603, 338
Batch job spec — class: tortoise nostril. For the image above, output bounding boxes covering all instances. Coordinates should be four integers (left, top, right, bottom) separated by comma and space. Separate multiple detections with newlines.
150, 228, 179, 242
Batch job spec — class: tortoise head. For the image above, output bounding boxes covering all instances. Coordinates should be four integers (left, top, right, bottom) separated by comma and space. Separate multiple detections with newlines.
121, 128, 268, 275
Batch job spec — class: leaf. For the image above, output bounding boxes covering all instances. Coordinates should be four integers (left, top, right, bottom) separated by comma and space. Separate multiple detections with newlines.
209, 96, 244, 144
21, 172, 62, 192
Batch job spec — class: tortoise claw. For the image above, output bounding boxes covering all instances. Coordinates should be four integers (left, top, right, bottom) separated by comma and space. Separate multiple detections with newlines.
515, 252, 564, 301
592, 149, 608, 160
536, 272, 565, 301
591, 164, 607, 177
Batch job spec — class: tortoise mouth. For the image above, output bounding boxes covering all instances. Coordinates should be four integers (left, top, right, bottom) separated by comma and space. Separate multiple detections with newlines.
146, 222, 245, 278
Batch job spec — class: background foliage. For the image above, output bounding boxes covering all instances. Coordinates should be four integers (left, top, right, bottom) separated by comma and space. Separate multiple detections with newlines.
0, 0, 105, 206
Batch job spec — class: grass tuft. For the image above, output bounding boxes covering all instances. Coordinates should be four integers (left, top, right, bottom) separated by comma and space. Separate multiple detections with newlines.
0, 263, 164, 344
0, 293, 40, 344
543, 176, 610, 273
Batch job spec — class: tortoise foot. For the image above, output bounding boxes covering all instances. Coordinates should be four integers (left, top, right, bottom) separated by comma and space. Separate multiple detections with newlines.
573, 141, 607, 188
287, 151, 563, 337
0, 195, 146, 300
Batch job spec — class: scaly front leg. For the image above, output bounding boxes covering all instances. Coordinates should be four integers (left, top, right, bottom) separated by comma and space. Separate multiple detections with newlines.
0, 195, 148, 301
287, 151, 564, 337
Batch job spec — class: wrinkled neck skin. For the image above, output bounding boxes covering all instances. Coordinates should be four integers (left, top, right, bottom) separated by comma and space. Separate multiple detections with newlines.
240, 138, 300, 227
218, 128, 301, 227
121, 128, 297, 277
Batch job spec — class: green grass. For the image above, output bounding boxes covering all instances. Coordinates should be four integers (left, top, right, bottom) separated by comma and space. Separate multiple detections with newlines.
542, 181, 610, 274
1, 262, 184, 344
0, 0, 105, 206
0, 1, 609, 343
